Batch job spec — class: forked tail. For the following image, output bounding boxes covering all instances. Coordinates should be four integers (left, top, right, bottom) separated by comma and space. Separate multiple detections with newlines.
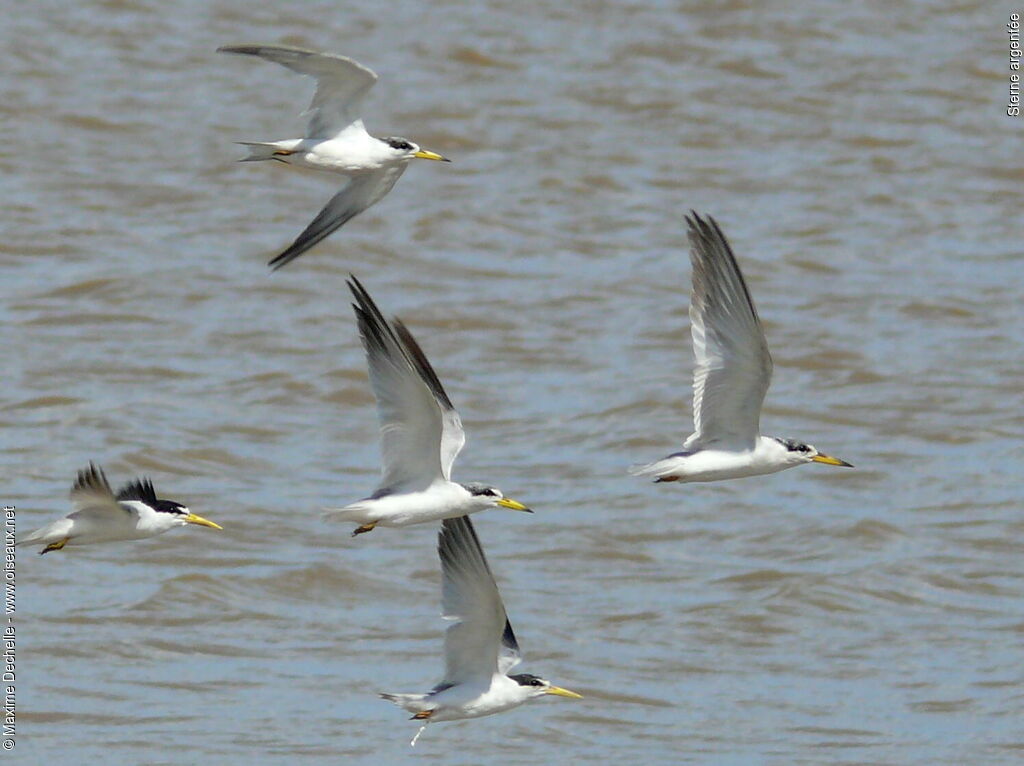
629, 460, 663, 478
321, 505, 366, 523
629, 460, 682, 483
235, 141, 283, 162
378, 692, 428, 712
13, 525, 50, 547
380, 694, 433, 748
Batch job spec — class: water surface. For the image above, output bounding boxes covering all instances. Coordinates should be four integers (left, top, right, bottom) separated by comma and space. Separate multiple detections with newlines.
5, 2, 1022, 764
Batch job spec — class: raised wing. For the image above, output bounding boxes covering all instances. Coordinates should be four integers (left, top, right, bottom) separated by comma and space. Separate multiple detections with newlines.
686, 213, 773, 449
438, 516, 514, 686
69, 463, 127, 516
393, 321, 466, 482
217, 44, 378, 138
348, 277, 465, 492
268, 166, 407, 270
115, 477, 157, 504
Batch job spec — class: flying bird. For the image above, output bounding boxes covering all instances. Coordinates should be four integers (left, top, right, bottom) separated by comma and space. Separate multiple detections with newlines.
381, 515, 581, 745
631, 213, 852, 483
325, 277, 531, 535
218, 44, 450, 270
16, 463, 221, 554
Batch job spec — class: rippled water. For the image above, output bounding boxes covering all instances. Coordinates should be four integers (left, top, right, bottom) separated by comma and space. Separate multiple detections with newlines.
6, 1, 1023, 764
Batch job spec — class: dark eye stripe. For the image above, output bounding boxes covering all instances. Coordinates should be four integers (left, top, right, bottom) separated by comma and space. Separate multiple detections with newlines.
776, 437, 810, 453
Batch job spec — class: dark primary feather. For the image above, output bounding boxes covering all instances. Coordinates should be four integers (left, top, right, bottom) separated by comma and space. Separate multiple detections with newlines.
268, 168, 406, 270
394, 320, 454, 410
346, 275, 454, 409
347, 274, 405, 363
268, 184, 367, 271
117, 478, 186, 514
686, 212, 763, 327
116, 477, 159, 506
71, 462, 113, 498
501, 617, 521, 661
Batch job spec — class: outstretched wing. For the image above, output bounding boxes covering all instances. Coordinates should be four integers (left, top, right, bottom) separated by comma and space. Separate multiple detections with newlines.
69, 463, 128, 516
392, 321, 466, 482
348, 277, 465, 492
217, 44, 378, 138
438, 516, 514, 686
115, 477, 160, 505
268, 166, 407, 270
686, 212, 773, 449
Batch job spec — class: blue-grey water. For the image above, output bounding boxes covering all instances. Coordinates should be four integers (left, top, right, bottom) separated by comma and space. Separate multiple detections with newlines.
5, 1, 1023, 764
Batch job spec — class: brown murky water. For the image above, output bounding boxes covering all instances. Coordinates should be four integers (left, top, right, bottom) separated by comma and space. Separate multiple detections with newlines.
6, 2, 1023, 764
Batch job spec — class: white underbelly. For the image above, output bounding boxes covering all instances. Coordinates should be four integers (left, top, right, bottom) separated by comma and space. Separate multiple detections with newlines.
639, 448, 789, 483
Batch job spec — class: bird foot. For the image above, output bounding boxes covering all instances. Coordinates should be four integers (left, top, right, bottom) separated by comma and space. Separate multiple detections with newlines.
351, 523, 377, 537
40, 538, 69, 555
654, 476, 680, 483
411, 710, 433, 720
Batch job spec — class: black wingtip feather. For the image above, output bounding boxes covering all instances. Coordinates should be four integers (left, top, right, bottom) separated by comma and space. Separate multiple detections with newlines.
116, 477, 159, 506
71, 462, 112, 497
502, 617, 520, 657
268, 189, 365, 271
347, 274, 402, 359
347, 275, 455, 410
685, 211, 761, 324
393, 320, 454, 411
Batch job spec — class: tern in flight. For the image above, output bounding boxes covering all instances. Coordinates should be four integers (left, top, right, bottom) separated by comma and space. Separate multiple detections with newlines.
218, 44, 450, 270
632, 213, 852, 483
381, 515, 581, 745
17, 464, 221, 554
325, 277, 531, 535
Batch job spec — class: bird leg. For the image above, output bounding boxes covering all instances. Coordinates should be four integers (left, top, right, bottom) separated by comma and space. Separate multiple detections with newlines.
40, 538, 69, 555
407, 725, 428, 749
351, 523, 377, 537
409, 716, 432, 748
411, 710, 434, 720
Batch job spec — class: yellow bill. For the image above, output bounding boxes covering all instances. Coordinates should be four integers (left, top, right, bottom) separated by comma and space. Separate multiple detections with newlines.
497, 497, 532, 513
811, 453, 853, 468
185, 512, 223, 530
545, 685, 583, 699
413, 149, 451, 162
